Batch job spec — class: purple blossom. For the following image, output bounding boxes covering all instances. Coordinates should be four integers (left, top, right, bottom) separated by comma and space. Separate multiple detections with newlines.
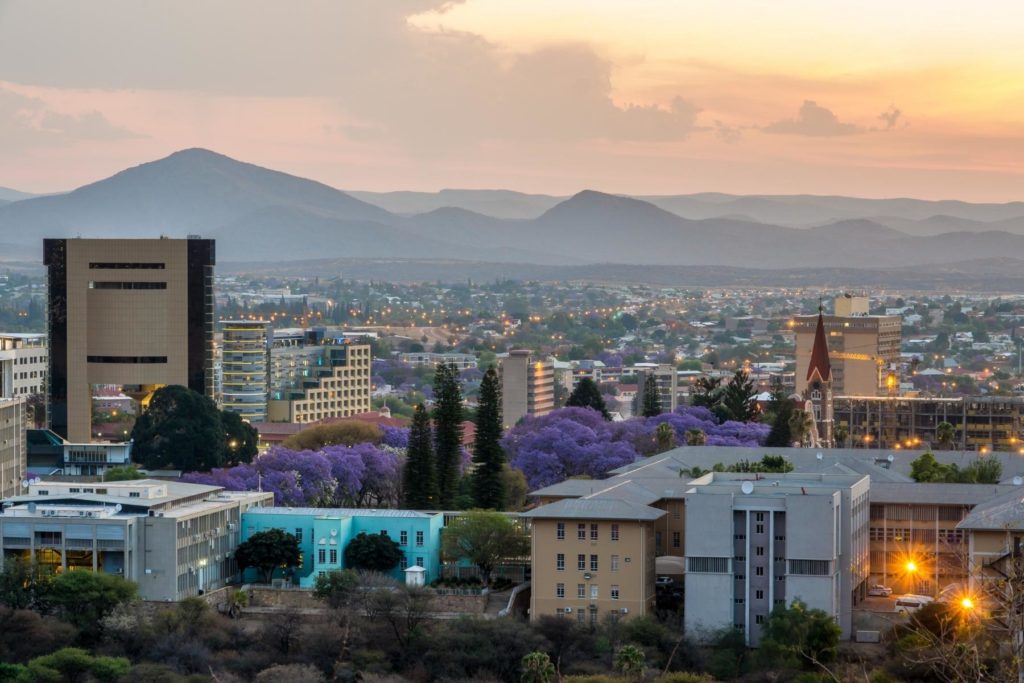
381, 425, 410, 449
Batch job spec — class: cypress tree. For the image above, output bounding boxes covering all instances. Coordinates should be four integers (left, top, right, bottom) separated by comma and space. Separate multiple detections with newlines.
403, 404, 438, 508
471, 366, 506, 509
640, 373, 662, 417
566, 377, 611, 420
433, 362, 464, 508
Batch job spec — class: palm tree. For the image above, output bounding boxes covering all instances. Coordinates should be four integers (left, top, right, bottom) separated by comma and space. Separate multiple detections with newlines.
935, 421, 955, 450
614, 644, 646, 682
788, 409, 814, 447
520, 651, 556, 683
655, 422, 676, 453
685, 428, 706, 446
833, 424, 849, 449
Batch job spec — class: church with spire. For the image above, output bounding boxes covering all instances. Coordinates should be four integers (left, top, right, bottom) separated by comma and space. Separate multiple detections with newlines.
802, 306, 834, 447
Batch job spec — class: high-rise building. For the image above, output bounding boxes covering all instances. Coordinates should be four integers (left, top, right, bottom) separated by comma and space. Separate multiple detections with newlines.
633, 364, 678, 415
267, 343, 372, 423
220, 320, 270, 422
793, 296, 901, 397
43, 238, 215, 442
0, 398, 26, 499
501, 350, 554, 429
0, 334, 47, 400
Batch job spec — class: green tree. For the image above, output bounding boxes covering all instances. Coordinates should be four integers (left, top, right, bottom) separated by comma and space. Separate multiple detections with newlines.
313, 569, 361, 610
615, 644, 646, 682
685, 429, 705, 446
758, 599, 841, 670
282, 421, 381, 450
129, 385, 227, 471
472, 366, 506, 510
433, 362, 465, 508
909, 451, 947, 482
690, 376, 722, 409
765, 399, 794, 448
343, 532, 404, 573
788, 409, 814, 447
720, 369, 757, 422
46, 572, 137, 641
566, 378, 611, 420
403, 403, 439, 509
520, 651, 556, 683
0, 558, 53, 610
221, 409, 259, 463
641, 375, 662, 418
27, 647, 130, 683
935, 421, 956, 450
102, 465, 144, 481
655, 422, 676, 453
833, 423, 849, 448
235, 528, 301, 584
442, 510, 530, 587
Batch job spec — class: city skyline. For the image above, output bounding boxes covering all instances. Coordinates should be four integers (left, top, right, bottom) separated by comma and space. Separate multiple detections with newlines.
1, 1, 1023, 200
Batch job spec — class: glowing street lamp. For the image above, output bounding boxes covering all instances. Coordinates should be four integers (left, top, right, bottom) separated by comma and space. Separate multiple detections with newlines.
905, 560, 918, 573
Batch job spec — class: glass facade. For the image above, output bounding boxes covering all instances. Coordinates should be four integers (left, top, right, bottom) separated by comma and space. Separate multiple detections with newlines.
220, 321, 270, 422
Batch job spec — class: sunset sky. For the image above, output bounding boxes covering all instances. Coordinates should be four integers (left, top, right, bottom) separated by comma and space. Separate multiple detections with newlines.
1, 0, 1022, 200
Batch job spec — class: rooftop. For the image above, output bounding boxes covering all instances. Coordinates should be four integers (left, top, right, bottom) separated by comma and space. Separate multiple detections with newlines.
521, 498, 665, 522
958, 488, 1024, 531
244, 506, 439, 519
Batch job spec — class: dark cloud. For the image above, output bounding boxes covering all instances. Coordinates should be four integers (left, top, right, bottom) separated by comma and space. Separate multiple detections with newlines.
763, 100, 862, 136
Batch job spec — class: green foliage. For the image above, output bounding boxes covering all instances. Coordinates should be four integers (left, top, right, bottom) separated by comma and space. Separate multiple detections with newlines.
130, 385, 255, 471
502, 465, 529, 511
566, 378, 611, 420
433, 362, 465, 508
909, 452, 1002, 483
614, 644, 645, 681
758, 599, 841, 669
403, 403, 439, 509
690, 376, 722, 410
712, 455, 794, 473
312, 569, 361, 610
654, 673, 712, 683
0, 558, 54, 611
441, 510, 530, 586
684, 429, 705, 446
46, 571, 137, 639
719, 370, 757, 422
281, 420, 381, 450
103, 466, 144, 482
0, 663, 26, 683
520, 651, 556, 683
788, 409, 813, 447
935, 421, 956, 449
655, 422, 675, 453
254, 663, 325, 683
27, 647, 130, 683
0, 607, 76, 664
707, 626, 750, 680
421, 616, 548, 682
343, 532, 404, 573
235, 528, 301, 584
641, 375, 662, 418
472, 366, 507, 510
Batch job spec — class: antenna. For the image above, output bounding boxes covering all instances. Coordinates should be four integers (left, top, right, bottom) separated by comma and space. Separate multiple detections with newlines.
740, 481, 754, 495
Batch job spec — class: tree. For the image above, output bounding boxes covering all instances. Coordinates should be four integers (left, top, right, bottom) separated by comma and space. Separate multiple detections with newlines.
472, 366, 506, 510
313, 569, 361, 610
655, 422, 676, 453
720, 370, 757, 422
0, 607, 76, 664
433, 362, 465, 508
254, 664, 325, 683
282, 421, 381, 450
0, 558, 53, 611
130, 385, 227, 471
641, 375, 662, 418
403, 404, 439, 509
566, 378, 611, 420
758, 599, 841, 671
685, 429, 705, 446
521, 651, 556, 683
343, 532, 404, 573
103, 465, 144, 481
910, 451, 946, 482
235, 528, 301, 584
221, 409, 259, 463
615, 644, 646, 682
833, 423, 849, 448
935, 421, 956, 450
690, 376, 722, 409
26, 648, 130, 683
442, 510, 529, 586
764, 401, 794, 448
46, 571, 137, 641
788, 409, 814, 447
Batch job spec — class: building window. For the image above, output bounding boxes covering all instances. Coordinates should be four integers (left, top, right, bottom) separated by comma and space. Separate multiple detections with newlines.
590, 555, 598, 571
577, 524, 586, 540
330, 549, 337, 564
400, 556, 408, 570
756, 512, 765, 522
755, 567, 764, 577
380, 530, 388, 537
400, 531, 408, 545
610, 585, 619, 600
774, 535, 785, 541
295, 528, 303, 544
687, 557, 730, 573
788, 559, 832, 576
611, 524, 619, 541
416, 557, 424, 567
672, 532, 680, 548
590, 585, 599, 600
557, 522, 565, 540
756, 546, 765, 556
611, 555, 619, 572
590, 523, 598, 541
318, 549, 326, 564
577, 583, 586, 599
734, 598, 744, 604
756, 524, 764, 534
556, 583, 565, 598
756, 590, 764, 600
416, 531, 424, 547
755, 614, 765, 625
557, 554, 565, 571
656, 531, 662, 547
577, 611, 585, 626
577, 554, 586, 570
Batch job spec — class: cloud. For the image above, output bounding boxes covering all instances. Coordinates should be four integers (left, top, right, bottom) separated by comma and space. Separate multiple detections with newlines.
877, 105, 903, 130
0, 86, 141, 151
714, 120, 742, 144
762, 100, 863, 136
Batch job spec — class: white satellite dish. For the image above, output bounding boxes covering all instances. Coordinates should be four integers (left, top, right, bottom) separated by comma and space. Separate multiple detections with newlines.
114, 504, 122, 512
740, 481, 754, 495
20, 480, 28, 489
330, 529, 337, 536
1014, 476, 1023, 486
816, 452, 823, 461
887, 454, 895, 463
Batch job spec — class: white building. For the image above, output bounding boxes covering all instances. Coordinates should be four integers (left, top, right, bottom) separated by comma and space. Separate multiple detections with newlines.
0, 333, 47, 399
0, 398, 26, 499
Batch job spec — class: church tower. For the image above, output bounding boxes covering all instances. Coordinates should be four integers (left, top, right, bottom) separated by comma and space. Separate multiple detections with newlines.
802, 308, 834, 447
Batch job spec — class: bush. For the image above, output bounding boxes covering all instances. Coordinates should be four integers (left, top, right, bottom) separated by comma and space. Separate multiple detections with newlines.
654, 674, 711, 683
254, 663, 325, 683
282, 421, 381, 450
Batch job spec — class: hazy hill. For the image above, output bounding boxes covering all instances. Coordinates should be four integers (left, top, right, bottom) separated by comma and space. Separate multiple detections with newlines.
0, 186, 37, 202
350, 189, 563, 219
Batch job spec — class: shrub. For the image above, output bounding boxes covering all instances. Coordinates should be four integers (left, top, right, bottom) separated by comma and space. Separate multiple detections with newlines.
655, 674, 712, 683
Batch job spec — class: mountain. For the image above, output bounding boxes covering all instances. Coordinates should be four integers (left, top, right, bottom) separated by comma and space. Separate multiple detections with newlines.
350, 189, 563, 219
0, 186, 38, 202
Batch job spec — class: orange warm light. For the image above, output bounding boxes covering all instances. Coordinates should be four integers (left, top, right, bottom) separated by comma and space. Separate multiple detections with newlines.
905, 561, 918, 573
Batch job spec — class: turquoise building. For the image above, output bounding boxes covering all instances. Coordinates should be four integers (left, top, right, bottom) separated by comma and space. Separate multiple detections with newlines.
241, 507, 444, 587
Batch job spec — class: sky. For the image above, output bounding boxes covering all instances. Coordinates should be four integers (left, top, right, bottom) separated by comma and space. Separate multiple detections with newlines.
0, 0, 1023, 200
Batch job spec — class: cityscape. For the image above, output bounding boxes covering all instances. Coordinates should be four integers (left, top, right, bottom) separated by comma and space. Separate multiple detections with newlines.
2, 2, 1024, 683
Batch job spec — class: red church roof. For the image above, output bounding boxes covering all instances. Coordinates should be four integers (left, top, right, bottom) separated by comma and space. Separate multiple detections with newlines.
806, 311, 832, 383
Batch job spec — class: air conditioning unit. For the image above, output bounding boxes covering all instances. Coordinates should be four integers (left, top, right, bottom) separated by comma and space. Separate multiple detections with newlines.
564, 607, 573, 613
621, 608, 629, 614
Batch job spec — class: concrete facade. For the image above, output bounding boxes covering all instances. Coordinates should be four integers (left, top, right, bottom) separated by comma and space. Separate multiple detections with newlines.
241, 506, 444, 586
0, 480, 272, 601
267, 344, 371, 423
0, 398, 26, 499
43, 238, 215, 442
0, 333, 47, 400
220, 320, 270, 422
501, 350, 554, 429
634, 365, 678, 415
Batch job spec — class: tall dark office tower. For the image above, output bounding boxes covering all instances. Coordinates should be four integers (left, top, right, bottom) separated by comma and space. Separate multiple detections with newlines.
43, 238, 215, 442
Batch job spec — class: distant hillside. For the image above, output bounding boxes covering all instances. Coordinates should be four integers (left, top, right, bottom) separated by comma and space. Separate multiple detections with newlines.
0, 186, 38, 202
1, 148, 1024, 271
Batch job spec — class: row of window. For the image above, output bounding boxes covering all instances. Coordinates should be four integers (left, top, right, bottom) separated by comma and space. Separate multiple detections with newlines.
868, 527, 964, 543
295, 528, 425, 547
555, 553, 621, 572
555, 583, 620, 600
555, 522, 620, 541
13, 356, 43, 365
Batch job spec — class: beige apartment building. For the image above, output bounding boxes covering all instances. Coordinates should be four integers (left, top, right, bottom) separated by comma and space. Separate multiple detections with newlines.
501, 350, 554, 429
267, 344, 371, 423
43, 238, 215, 442
0, 398, 26, 499
0, 333, 47, 400
793, 296, 901, 396
522, 498, 662, 625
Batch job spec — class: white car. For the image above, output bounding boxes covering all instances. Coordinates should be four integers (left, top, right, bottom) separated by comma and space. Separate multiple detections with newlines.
868, 584, 893, 597
655, 576, 674, 587
895, 595, 934, 615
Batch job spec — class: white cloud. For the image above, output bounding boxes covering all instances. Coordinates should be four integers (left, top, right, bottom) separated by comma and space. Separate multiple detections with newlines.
763, 100, 862, 137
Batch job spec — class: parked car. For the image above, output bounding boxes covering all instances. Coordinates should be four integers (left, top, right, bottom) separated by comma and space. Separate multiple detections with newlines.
895, 595, 934, 615
655, 576, 674, 587
868, 584, 893, 597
